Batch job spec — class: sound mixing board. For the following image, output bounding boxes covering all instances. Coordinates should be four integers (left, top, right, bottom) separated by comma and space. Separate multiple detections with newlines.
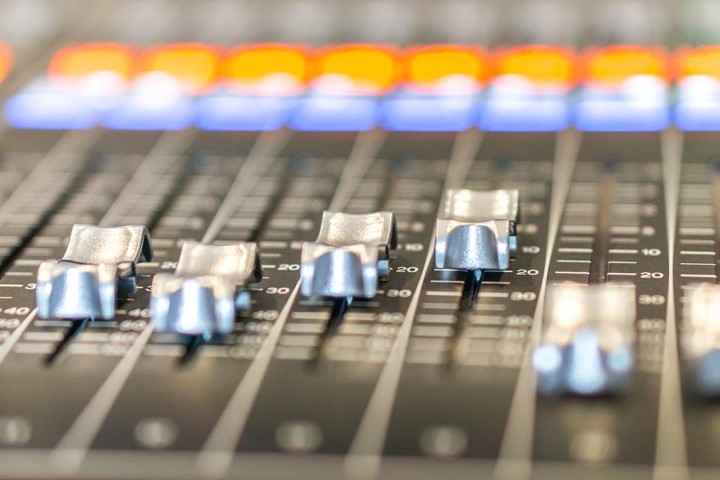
2, 1, 720, 479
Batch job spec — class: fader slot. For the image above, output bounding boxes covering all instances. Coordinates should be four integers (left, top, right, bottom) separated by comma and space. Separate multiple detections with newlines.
534, 133, 668, 466
383, 132, 553, 459
90, 132, 356, 452
303, 164, 399, 363
0, 154, 149, 447
673, 133, 720, 468
238, 132, 454, 456
0, 129, 100, 273
0, 130, 220, 449
587, 161, 615, 284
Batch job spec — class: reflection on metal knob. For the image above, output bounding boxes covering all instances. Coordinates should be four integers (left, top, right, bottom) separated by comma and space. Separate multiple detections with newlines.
37, 224, 152, 320
435, 189, 519, 270
151, 241, 261, 338
533, 283, 636, 395
300, 211, 396, 299
682, 284, 720, 396
300, 243, 378, 298
316, 211, 396, 277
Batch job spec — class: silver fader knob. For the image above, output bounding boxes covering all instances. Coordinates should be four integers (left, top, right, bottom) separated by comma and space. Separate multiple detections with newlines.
533, 283, 636, 395
315, 211, 397, 277
301, 243, 379, 298
151, 241, 261, 337
301, 211, 396, 298
435, 189, 519, 270
682, 284, 720, 396
36, 225, 153, 320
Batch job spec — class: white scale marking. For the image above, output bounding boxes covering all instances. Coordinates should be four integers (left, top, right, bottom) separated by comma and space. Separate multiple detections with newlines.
425, 291, 462, 297
477, 292, 509, 298
558, 247, 592, 253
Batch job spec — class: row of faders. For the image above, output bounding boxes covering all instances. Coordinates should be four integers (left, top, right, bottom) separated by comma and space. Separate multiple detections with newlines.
34, 190, 693, 400
39, 190, 695, 400
299, 188, 523, 304
33, 187, 522, 338
35, 224, 262, 340
533, 283, 720, 398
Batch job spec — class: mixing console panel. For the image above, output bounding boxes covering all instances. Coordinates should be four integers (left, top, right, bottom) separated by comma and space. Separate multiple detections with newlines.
2, 1, 720, 478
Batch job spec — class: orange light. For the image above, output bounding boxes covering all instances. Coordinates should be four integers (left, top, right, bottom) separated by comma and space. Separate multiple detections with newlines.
312, 45, 399, 94
222, 44, 308, 94
677, 46, 720, 79
0, 43, 10, 84
139, 43, 221, 94
496, 46, 575, 86
49, 43, 135, 82
585, 46, 668, 84
405, 45, 488, 89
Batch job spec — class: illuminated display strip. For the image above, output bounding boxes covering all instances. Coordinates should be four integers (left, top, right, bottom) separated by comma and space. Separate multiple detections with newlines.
382, 45, 488, 131
48, 43, 135, 86
197, 44, 309, 131
574, 45, 670, 131
675, 45, 720, 131
3, 42, 720, 131
480, 45, 575, 132
290, 44, 400, 131
0, 43, 10, 85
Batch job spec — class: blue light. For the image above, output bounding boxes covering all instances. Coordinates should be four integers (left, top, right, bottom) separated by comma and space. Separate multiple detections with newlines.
381, 93, 479, 132
195, 94, 294, 131
290, 96, 378, 131
574, 77, 670, 132
675, 76, 720, 131
4, 92, 98, 129
102, 94, 193, 130
698, 350, 720, 396
479, 96, 568, 132
574, 98, 670, 132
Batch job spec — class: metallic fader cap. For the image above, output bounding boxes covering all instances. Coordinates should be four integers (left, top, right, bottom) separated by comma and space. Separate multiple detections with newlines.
682, 284, 720, 396
301, 211, 396, 298
151, 241, 261, 338
36, 224, 153, 320
434, 188, 519, 270
533, 283, 636, 395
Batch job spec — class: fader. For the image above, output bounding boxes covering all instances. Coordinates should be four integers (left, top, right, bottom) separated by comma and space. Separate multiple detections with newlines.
151, 241, 262, 337
682, 284, 720, 396
533, 282, 636, 395
300, 211, 396, 299
36, 224, 153, 320
434, 188, 519, 270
